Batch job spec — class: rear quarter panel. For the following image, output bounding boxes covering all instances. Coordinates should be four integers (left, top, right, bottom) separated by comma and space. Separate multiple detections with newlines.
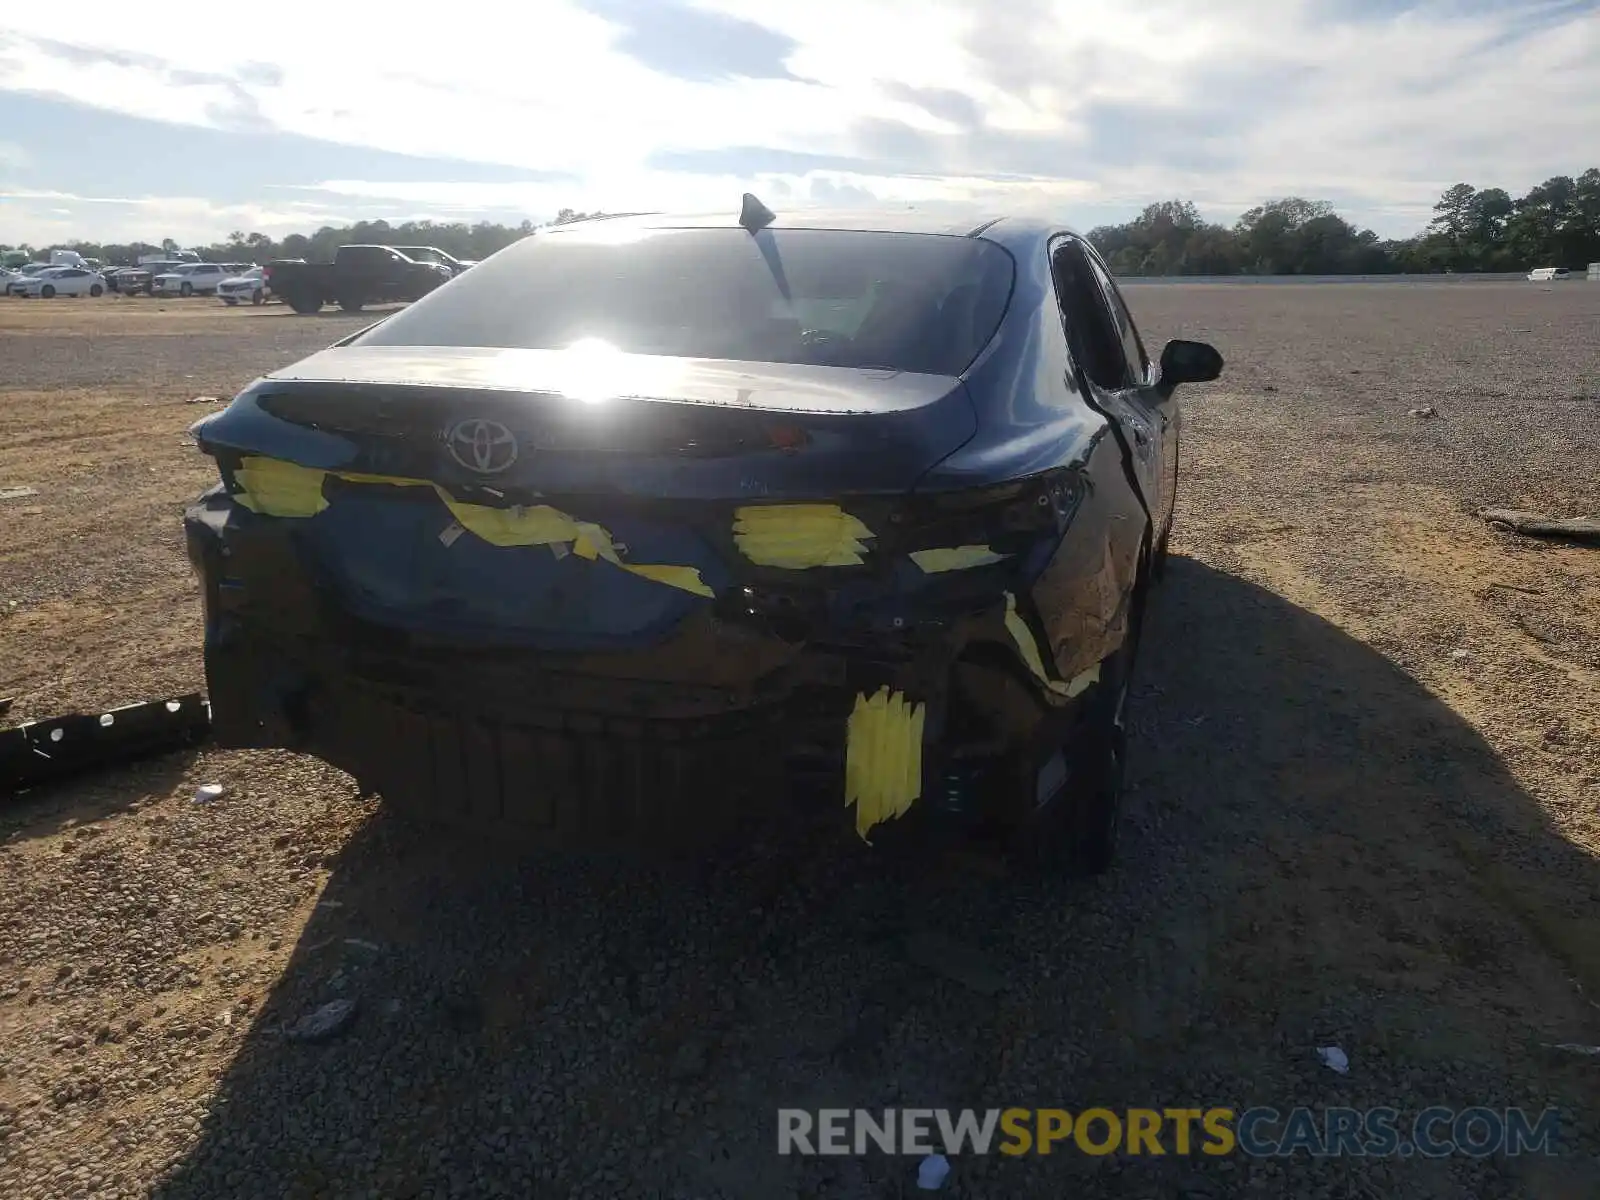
914, 224, 1149, 682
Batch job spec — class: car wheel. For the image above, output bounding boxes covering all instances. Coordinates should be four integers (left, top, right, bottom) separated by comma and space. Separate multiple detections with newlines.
251, 289, 265, 306
1014, 575, 1148, 877
89, 284, 103, 297
1019, 644, 1130, 876
338, 295, 364, 313
1150, 522, 1171, 581
180, 282, 193, 298
40, 285, 55, 299
287, 294, 322, 315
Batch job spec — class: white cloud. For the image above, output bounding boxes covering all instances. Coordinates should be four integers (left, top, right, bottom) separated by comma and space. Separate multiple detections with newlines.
0, 0, 1597, 243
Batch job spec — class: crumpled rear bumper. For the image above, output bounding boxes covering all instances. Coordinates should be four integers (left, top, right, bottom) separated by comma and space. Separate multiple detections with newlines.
184, 485, 1110, 846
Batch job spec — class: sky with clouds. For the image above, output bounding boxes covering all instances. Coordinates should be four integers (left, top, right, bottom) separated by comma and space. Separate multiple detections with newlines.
1, 0, 1596, 247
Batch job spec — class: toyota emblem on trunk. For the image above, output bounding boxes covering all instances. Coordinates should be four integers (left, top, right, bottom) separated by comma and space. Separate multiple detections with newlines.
444, 418, 518, 473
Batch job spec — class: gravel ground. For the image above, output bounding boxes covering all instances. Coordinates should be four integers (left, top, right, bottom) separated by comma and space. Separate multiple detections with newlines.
1, 287, 1598, 1199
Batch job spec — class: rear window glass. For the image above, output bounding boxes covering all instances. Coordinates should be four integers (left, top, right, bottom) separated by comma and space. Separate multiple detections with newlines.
353, 227, 1016, 376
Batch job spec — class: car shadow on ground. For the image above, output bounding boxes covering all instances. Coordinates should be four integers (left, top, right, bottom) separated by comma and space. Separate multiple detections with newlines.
1, 748, 203, 844
155, 558, 1600, 1199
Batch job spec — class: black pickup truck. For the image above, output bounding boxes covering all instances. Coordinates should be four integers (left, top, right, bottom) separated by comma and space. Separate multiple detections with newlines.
263, 245, 453, 314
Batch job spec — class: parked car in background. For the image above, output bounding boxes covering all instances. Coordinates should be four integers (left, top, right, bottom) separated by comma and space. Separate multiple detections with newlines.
140, 250, 201, 266
218, 266, 268, 306
106, 267, 151, 293
13, 266, 106, 298
111, 267, 150, 294
186, 204, 1223, 869
1527, 267, 1572, 281
5, 263, 60, 296
264, 244, 452, 314
392, 246, 478, 275
154, 262, 229, 296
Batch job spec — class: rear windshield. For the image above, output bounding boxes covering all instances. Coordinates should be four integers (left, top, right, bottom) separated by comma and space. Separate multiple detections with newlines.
353, 226, 1016, 376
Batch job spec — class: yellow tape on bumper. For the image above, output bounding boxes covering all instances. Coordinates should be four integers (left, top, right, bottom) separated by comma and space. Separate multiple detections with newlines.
1004, 592, 1101, 698
844, 686, 926, 842
910, 545, 1007, 573
232, 458, 713, 597
234, 456, 333, 518
733, 504, 874, 568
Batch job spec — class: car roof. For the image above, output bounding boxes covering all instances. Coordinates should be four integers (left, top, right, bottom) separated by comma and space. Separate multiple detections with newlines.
535, 206, 1080, 254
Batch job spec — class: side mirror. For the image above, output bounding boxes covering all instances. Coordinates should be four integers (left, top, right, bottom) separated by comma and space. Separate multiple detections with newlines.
1158, 339, 1224, 388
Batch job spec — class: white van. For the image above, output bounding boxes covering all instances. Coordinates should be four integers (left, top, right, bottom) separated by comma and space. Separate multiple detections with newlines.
1526, 267, 1571, 281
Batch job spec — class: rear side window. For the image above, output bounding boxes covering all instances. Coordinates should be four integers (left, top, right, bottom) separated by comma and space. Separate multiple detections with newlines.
1085, 255, 1149, 380
354, 227, 1017, 376
1050, 239, 1131, 390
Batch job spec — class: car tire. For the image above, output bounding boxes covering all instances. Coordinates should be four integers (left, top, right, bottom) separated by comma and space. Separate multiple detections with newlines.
180, 282, 193, 298
40, 285, 55, 299
338, 295, 365, 313
1150, 523, 1171, 581
251, 289, 265, 306
287, 294, 322, 315
1018, 645, 1129, 876
1014, 573, 1148, 877
89, 284, 103, 297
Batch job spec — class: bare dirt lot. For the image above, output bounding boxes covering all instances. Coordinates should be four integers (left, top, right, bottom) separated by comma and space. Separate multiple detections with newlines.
2, 286, 1598, 1199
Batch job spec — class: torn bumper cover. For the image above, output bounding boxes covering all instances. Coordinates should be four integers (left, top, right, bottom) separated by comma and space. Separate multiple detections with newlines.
183, 458, 1125, 845
1, 695, 211, 794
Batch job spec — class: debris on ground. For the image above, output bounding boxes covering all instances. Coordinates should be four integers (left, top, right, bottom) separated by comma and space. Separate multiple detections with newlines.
0, 693, 211, 793
185, 395, 224, 405
1478, 508, 1600, 544
1407, 405, 1437, 418
285, 999, 359, 1043
904, 929, 1007, 996
1485, 581, 1543, 596
916, 1153, 951, 1190
0, 485, 39, 501
1316, 1046, 1351, 1074
193, 783, 226, 804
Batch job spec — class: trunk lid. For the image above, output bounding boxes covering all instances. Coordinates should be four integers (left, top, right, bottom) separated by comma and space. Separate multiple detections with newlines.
197, 347, 977, 648
244, 345, 976, 498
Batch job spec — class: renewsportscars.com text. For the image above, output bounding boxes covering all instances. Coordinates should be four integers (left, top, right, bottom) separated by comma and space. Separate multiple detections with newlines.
777, 1107, 1561, 1158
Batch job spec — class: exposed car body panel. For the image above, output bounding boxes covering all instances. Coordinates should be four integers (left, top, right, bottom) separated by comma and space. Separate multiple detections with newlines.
184, 209, 1220, 851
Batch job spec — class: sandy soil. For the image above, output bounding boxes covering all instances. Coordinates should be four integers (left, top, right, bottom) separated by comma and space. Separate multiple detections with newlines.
1, 286, 1598, 1199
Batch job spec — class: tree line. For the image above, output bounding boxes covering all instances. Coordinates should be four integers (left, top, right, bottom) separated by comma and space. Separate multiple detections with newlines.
1087, 171, 1600, 276
5, 172, 1599, 275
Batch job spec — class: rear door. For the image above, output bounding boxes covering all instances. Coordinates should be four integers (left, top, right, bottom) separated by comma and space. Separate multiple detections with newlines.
1081, 250, 1179, 540
1047, 236, 1168, 536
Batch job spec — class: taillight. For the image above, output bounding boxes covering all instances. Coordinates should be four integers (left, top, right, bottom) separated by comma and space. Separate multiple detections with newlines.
887, 469, 1086, 565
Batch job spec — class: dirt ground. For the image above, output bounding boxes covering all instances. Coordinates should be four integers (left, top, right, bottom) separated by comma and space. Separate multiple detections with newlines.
1, 285, 1598, 1199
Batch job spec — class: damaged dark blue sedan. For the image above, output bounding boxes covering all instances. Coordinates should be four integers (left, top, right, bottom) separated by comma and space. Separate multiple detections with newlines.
184, 200, 1222, 872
